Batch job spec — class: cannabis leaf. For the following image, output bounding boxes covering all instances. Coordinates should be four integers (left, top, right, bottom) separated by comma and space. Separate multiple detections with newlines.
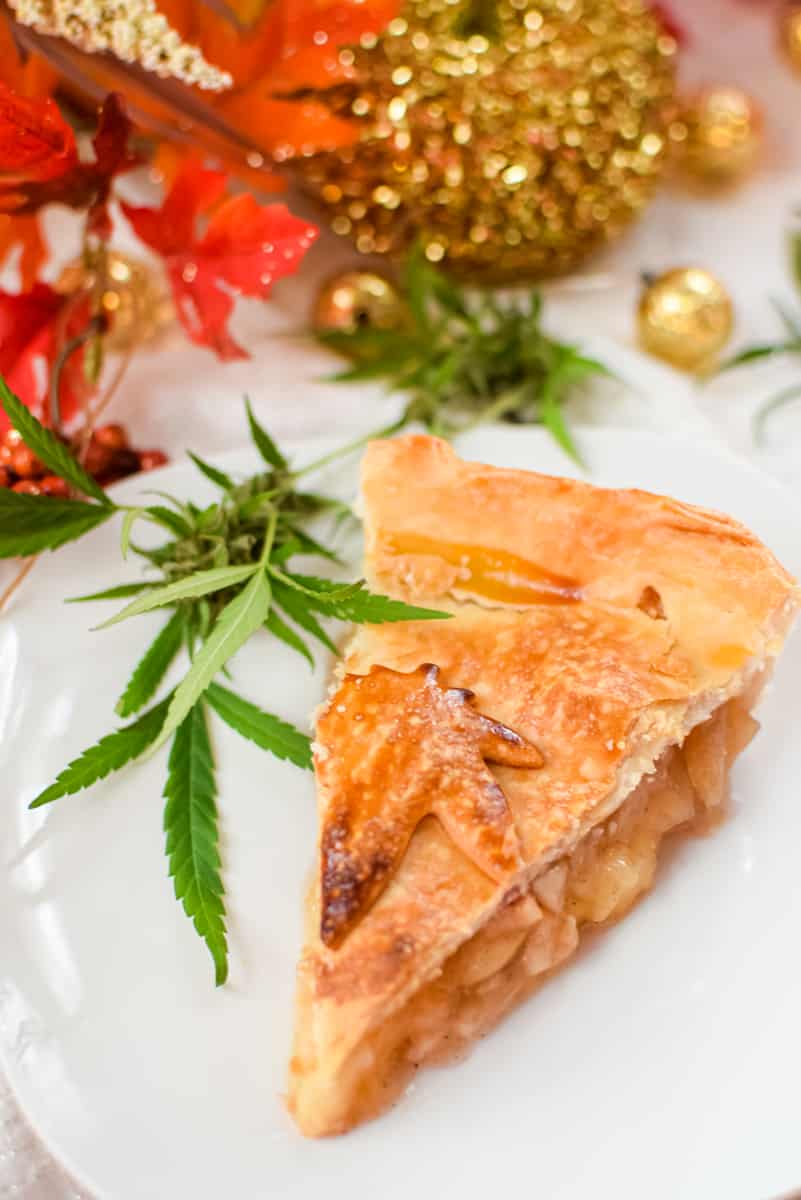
316, 245, 607, 461
0, 376, 112, 504
753, 382, 801, 444
718, 231, 801, 442
116, 610, 185, 717
151, 568, 272, 754
271, 578, 337, 654
34, 398, 450, 984
265, 608, 314, 668
30, 694, 171, 808
245, 396, 287, 470
206, 682, 312, 769
141, 504, 192, 539
721, 343, 795, 370
0, 489, 114, 557
97, 563, 258, 627
276, 572, 452, 625
188, 451, 234, 491
163, 702, 228, 985
67, 581, 158, 603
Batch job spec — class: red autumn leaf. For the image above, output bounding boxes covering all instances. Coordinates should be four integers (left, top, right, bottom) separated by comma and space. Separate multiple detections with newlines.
0, 284, 91, 434
83, 93, 140, 237
122, 161, 318, 360
0, 91, 138, 236
0, 214, 47, 291
0, 82, 77, 184
124, 158, 228, 256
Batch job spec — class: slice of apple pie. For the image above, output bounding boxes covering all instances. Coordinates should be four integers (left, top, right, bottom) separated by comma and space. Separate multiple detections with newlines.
288, 434, 798, 1137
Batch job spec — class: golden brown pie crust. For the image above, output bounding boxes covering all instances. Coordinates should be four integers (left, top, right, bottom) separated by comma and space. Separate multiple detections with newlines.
317, 663, 543, 949
288, 435, 799, 1138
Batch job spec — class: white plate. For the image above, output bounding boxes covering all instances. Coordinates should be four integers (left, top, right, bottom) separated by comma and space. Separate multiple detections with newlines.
2, 427, 801, 1200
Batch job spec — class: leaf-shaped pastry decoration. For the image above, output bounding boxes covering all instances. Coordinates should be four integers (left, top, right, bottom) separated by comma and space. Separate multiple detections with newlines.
316, 664, 544, 948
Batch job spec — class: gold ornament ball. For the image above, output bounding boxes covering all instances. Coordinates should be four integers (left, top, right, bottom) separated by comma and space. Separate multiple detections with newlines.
56, 252, 173, 352
779, 3, 801, 74
637, 267, 734, 371
679, 86, 763, 185
295, 0, 678, 281
314, 270, 406, 333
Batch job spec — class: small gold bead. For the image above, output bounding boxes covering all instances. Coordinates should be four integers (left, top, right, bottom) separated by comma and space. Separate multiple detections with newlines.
638, 267, 734, 371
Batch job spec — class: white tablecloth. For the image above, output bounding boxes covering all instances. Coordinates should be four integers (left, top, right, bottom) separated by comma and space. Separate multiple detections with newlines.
3, 0, 801, 1194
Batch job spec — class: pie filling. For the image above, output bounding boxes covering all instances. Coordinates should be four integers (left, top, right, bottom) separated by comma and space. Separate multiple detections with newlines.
333, 694, 759, 1132
383, 533, 582, 606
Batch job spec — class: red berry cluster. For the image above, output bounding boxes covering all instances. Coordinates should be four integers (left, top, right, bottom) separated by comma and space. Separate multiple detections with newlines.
0, 425, 168, 496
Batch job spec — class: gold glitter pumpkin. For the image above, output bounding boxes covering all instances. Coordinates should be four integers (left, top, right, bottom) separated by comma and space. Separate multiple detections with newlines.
293, 0, 678, 280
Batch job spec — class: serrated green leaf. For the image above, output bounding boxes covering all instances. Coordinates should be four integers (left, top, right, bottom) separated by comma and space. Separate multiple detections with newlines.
271, 538, 304, 566
143, 504, 193, 538
316, 259, 601, 457
237, 492, 278, 522
269, 570, 362, 602
120, 507, 145, 559
29, 693, 171, 808
131, 538, 176, 566
116, 610, 185, 717
96, 563, 258, 628
564, 352, 611, 380
149, 569, 272, 755
540, 372, 583, 466
0, 376, 112, 505
289, 490, 354, 519
188, 452, 234, 491
403, 240, 433, 329
285, 573, 451, 625
317, 327, 403, 359
280, 522, 341, 563
163, 702, 227, 986
0, 490, 114, 558
754, 381, 801, 445
206, 682, 312, 769
245, 397, 287, 470
771, 295, 801, 341
140, 487, 184, 509
327, 354, 417, 384
265, 608, 313, 668
272, 581, 337, 654
791, 231, 801, 298
67, 581, 158, 603
719, 343, 793, 371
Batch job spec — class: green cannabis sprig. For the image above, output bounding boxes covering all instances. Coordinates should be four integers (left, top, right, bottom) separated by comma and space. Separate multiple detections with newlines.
317, 245, 609, 464
0, 379, 448, 985
719, 227, 801, 443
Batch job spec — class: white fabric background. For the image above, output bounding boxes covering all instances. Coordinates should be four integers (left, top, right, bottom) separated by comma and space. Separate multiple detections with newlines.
3, 0, 801, 1194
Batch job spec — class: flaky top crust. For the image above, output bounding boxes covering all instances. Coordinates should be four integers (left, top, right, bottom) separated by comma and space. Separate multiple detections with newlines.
361, 434, 797, 674
289, 435, 798, 1135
